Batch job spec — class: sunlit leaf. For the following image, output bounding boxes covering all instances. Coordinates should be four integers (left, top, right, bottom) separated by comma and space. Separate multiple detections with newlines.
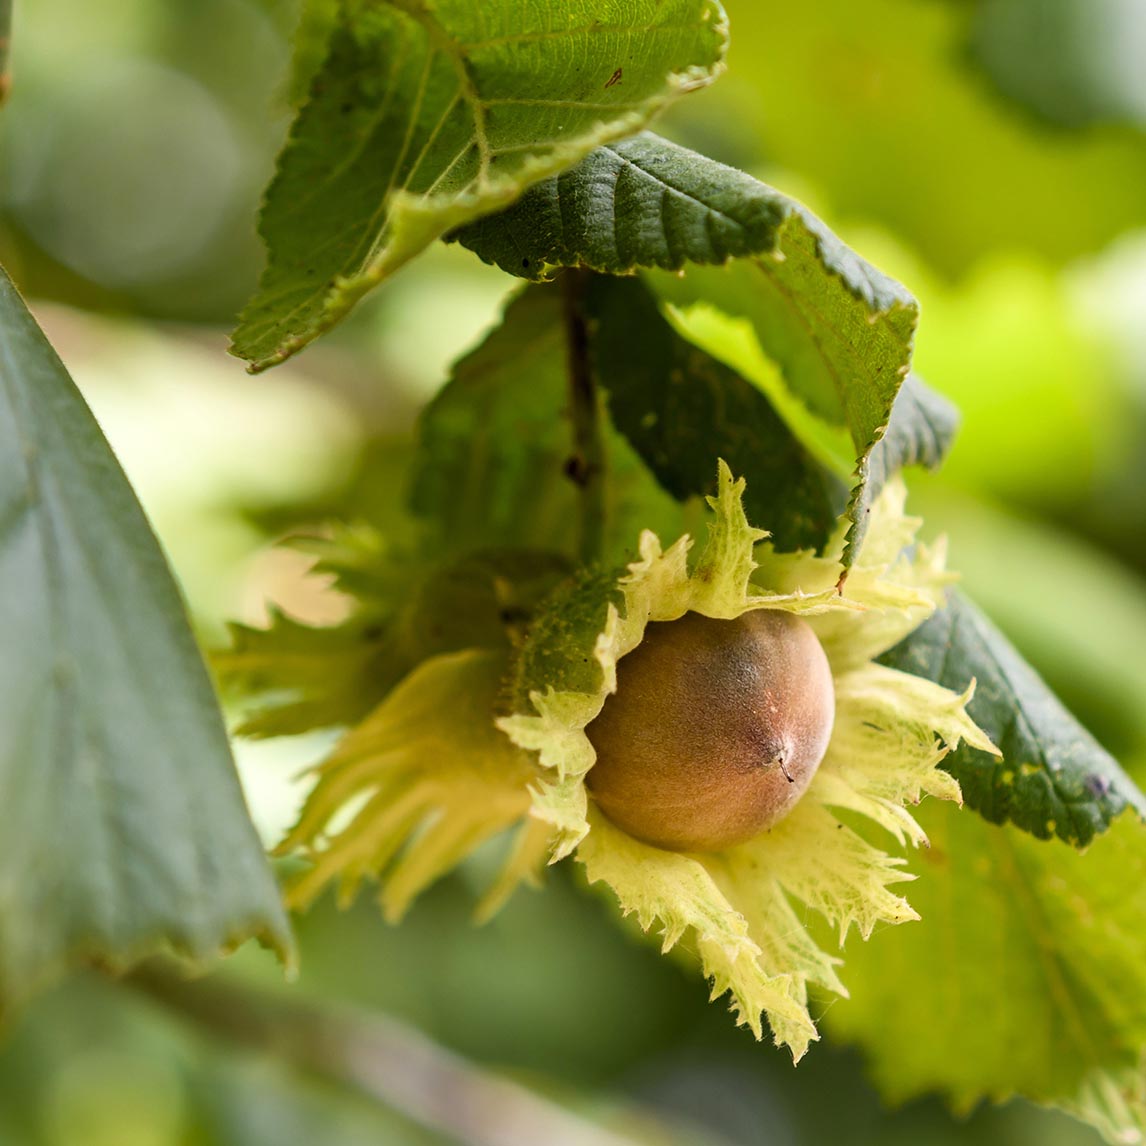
828, 802, 1146, 1142
232, 0, 728, 370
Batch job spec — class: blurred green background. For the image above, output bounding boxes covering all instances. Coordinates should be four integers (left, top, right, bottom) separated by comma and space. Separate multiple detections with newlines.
2, 0, 1146, 1143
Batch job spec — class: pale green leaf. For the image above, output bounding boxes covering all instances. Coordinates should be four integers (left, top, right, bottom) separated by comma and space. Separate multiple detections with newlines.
217, 532, 568, 739
826, 802, 1146, 1143
232, 1, 728, 370
0, 267, 292, 1003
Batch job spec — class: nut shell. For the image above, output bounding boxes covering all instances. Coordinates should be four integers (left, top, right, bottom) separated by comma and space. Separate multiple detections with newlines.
585, 610, 835, 852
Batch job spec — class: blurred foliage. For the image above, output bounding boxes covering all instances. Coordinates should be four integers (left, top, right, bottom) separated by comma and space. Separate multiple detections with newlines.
2, 0, 1146, 1142
969, 0, 1146, 129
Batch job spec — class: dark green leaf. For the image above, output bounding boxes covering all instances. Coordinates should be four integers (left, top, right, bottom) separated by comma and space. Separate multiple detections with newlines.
232, 1, 728, 370
0, 267, 292, 1004
453, 131, 919, 565
508, 565, 623, 710
586, 274, 845, 553
879, 589, 1146, 847
452, 131, 791, 277
844, 373, 959, 562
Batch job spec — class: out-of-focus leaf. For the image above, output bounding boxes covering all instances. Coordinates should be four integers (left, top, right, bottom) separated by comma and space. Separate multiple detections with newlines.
0, 266, 292, 1003
586, 273, 844, 553
278, 649, 544, 923
827, 802, 1146, 1142
721, 0, 1146, 273
880, 590, 1146, 847
0, 0, 10, 107
232, 1, 728, 370
970, 0, 1146, 129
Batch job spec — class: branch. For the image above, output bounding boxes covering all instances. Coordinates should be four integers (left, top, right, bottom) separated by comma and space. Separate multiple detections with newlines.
127, 962, 641, 1146
561, 268, 607, 564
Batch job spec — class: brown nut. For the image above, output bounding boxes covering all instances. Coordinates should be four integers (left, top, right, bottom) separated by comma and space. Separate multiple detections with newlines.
585, 610, 835, 852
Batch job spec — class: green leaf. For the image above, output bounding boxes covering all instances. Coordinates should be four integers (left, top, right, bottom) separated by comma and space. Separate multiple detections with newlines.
451, 131, 916, 435
727, 0, 1146, 274
453, 131, 919, 564
0, 266, 292, 1003
0, 0, 10, 107
232, 1, 729, 370
585, 274, 845, 553
879, 590, 1146, 847
408, 283, 688, 565
825, 801, 1146, 1140
844, 372, 959, 562
287, 0, 340, 108
969, 0, 1146, 130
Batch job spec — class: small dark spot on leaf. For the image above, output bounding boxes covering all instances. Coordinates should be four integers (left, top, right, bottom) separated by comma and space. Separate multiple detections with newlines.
522, 258, 530, 268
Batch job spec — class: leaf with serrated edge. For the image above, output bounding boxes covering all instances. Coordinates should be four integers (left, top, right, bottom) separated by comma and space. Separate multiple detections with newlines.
233, 2, 728, 370
216, 530, 567, 740
454, 132, 925, 566
845, 372, 959, 564
0, 267, 292, 1004
826, 802, 1146, 1144
587, 273, 845, 554
879, 588, 1146, 847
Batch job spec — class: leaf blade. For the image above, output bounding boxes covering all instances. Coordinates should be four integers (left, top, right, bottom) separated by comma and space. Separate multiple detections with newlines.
232, 1, 729, 370
826, 801, 1146, 1139
879, 589, 1146, 846
0, 268, 292, 1004
453, 131, 924, 564
586, 273, 845, 553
